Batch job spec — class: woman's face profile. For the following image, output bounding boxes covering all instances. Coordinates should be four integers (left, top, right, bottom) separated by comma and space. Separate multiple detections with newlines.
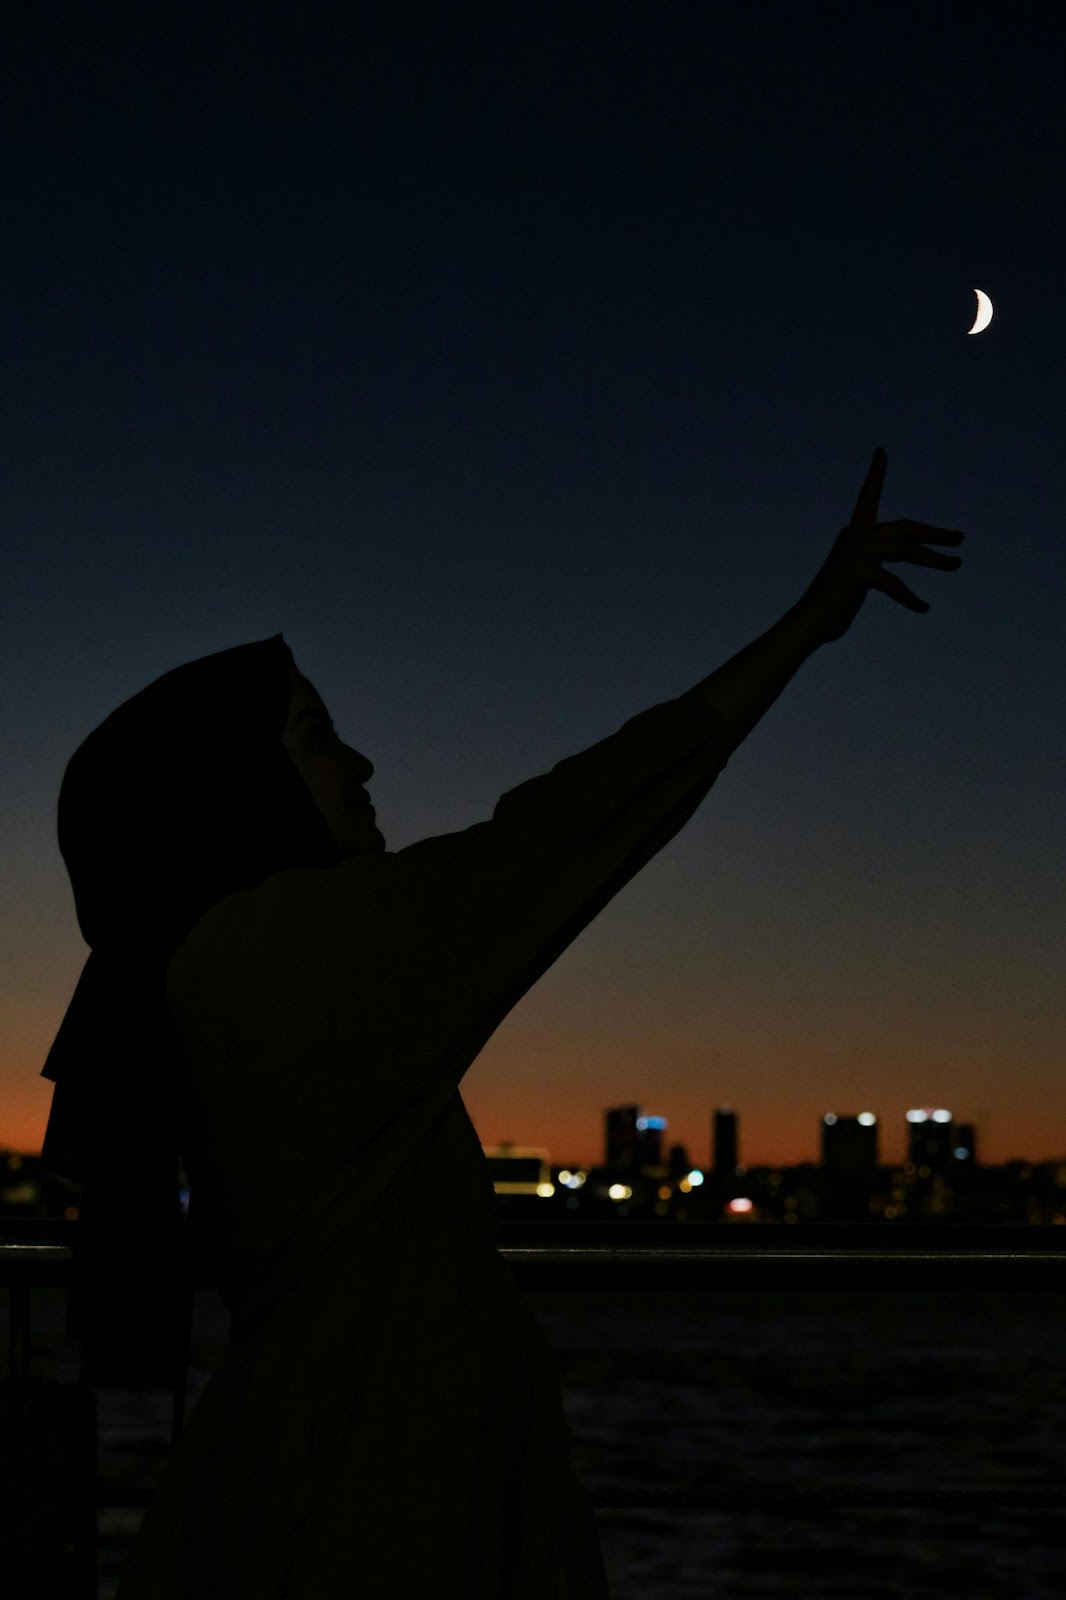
281, 669, 384, 856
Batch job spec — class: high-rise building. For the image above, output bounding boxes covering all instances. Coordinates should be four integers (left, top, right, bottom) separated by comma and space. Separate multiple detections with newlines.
822, 1111, 879, 1174
667, 1142, 690, 1181
906, 1107, 954, 1171
712, 1106, 739, 1180
953, 1122, 977, 1167
605, 1105, 640, 1174
605, 1106, 668, 1175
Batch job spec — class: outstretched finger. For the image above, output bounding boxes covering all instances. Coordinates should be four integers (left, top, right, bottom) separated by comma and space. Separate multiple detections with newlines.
881, 545, 963, 570
849, 446, 887, 529
870, 568, 929, 613
877, 520, 966, 545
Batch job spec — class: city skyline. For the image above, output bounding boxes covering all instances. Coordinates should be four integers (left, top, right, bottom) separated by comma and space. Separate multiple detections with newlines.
7, 1094, 1047, 1176
490, 1099, 1042, 1176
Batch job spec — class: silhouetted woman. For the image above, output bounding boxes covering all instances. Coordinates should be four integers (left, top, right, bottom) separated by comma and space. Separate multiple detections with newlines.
40, 449, 962, 1597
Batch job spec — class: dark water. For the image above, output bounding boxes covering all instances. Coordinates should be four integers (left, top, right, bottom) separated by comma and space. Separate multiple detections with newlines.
537, 1287, 1066, 1598
6, 1284, 1064, 1597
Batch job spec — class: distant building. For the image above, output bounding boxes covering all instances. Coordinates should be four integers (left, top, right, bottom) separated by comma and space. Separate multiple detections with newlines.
712, 1106, 738, 1182
604, 1105, 667, 1175
906, 1107, 955, 1172
822, 1111, 879, 1174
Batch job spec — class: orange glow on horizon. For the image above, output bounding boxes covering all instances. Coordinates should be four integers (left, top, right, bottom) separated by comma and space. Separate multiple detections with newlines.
3, 1029, 1063, 1172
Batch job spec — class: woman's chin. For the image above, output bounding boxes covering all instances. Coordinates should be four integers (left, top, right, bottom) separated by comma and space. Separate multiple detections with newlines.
341, 817, 384, 854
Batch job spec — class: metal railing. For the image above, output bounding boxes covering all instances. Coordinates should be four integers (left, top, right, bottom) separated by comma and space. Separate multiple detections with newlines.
2, 1218, 1064, 1594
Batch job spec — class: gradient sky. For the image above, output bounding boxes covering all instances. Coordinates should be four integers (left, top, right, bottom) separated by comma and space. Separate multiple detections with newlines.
3, 3, 1063, 1171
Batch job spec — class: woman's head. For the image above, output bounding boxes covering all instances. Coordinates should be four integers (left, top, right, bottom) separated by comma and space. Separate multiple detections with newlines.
55, 636, 364, 957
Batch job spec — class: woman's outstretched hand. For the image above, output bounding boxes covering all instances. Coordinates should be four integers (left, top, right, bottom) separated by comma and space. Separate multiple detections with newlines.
802, 448, 965, 642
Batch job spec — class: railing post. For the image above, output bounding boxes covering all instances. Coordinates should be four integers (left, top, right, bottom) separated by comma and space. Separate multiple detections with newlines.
9, 1275, 28, 1380
1, 1273, 98, 1599
169, 1272, 194, 1448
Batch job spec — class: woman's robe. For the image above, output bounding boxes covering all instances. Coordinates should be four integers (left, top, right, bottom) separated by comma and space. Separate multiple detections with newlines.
114, 687, 733, 1599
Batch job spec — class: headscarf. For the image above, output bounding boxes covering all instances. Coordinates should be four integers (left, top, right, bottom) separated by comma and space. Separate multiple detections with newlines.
40, 634, 343, 1389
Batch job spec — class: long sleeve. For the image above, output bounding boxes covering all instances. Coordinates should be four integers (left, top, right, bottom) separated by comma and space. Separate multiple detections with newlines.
392, 690, 733, 1052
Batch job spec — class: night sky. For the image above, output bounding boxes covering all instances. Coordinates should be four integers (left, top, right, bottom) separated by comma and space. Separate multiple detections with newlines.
3, 3, 1063, 1170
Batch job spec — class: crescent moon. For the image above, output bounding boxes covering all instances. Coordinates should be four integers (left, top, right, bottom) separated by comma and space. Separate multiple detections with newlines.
967, 289, 994, 335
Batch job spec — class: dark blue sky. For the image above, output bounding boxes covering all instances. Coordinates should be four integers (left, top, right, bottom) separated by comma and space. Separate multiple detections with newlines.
4, 2, 1063, 1168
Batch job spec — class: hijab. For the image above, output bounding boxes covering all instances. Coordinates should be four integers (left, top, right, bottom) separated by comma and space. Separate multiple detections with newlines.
39, 634, 344, 1389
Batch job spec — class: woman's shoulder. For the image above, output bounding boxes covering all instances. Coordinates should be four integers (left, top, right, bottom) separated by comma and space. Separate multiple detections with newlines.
165, 857, 384, 994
